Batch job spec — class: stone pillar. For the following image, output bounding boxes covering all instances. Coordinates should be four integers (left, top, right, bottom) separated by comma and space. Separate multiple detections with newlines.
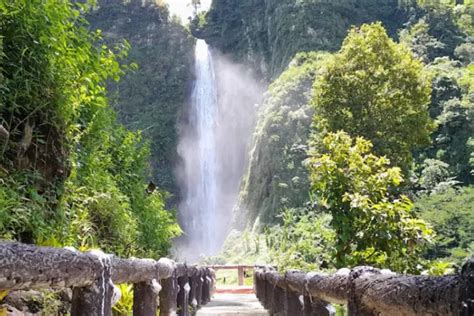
269, 283, 285, 315
317, 300, 336, 316
286, 288, 303, 315
188, 269, 203, 309
254, 271, 266, 305
303, 295, 314, 316
177, 275, 190, 316
71, 262, 113, 316
347, 267, 378, 316
263, 277, 273, 310
238, 267, 245, 286
195, 270, 203, 308
133, 280, 160, 316
461, 258, 474, 315
159, 275, 179, 316
201, 272, 211, 305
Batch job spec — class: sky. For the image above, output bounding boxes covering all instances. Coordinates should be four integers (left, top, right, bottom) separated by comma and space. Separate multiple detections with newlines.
166, 0, 212, 22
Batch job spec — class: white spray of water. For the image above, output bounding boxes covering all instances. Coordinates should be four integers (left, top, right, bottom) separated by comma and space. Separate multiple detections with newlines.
178, 39, 219, 256
176, 39, 265, 261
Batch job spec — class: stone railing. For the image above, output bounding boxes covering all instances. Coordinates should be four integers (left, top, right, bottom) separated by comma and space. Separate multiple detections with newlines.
254, 259, 473, 316
0, 242, 215, 316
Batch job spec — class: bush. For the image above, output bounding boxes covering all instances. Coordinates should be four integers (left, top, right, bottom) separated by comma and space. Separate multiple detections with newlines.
308, 132, 433, 272
312, 23, 433, 171
0, 0, 180, 257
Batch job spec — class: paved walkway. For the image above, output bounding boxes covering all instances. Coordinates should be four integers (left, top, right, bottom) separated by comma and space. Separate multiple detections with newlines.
197, 294, 268, 316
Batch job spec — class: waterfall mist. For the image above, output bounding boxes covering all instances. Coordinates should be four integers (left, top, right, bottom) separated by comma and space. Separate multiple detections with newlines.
175, 40, 265, 262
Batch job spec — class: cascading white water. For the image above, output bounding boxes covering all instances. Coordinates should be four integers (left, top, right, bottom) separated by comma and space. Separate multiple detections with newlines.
179, 39, 219, 256
176, 35, 264, 261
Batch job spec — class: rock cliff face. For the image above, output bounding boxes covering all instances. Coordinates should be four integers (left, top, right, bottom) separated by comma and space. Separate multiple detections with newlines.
195, 0, 410, 79
88, 0, 195, 198
233, 53, 330, 228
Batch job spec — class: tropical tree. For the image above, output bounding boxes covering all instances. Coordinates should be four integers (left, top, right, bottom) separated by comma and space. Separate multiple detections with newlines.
312, 23, 434, 171
308, 131, 433, 272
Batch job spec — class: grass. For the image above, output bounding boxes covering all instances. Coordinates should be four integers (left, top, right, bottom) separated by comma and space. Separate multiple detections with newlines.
214, 269, 254, 287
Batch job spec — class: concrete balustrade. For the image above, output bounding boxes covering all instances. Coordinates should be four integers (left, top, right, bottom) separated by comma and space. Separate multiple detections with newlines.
0, 242, 215, 316
254, 261, 474, 316
1, 241, 473, 316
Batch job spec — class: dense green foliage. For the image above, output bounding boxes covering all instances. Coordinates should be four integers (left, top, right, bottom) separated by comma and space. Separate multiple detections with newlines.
308, 132, 432, 272
409, 57, 473, 186
87, 0, 195, 198
222, 0, 473, 271
312, 23, 433, 171
0, 0, 472, 280
203, 209, 336, 272
415, 186, 474, 264
264, 208, 335, 271
195, 0, 410, 79
0, 0, 180, 257
400, 3, 474, 186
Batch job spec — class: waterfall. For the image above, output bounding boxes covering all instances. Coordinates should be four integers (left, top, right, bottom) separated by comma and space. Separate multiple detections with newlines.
179, 39, 219, 256
176, 38, 264, 261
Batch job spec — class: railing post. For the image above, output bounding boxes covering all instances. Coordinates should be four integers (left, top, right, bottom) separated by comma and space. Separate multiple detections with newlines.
270, 279, 285, 315
194, 268, 204, 308
255, 269, 266, 305
238, 266, 245, 286
71, 258, 113, 316
303, 295, 313, 316
201, 270, 210, 305
209, 269, 216, 297
303, 296, 335, 316
461, 258, 474, 315
159, 273, 179, 316
286, 287, 303, 315
189, 267, 203, 309
177, 272, 190, 316
203, 271, 208, 306
188, 267, 198, 309
347, 267, 378, 316
264, 275, 273, 310
133, 280, 160, 316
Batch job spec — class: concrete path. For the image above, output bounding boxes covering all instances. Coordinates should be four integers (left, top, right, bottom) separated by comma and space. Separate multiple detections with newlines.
197, 294, 268, 316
